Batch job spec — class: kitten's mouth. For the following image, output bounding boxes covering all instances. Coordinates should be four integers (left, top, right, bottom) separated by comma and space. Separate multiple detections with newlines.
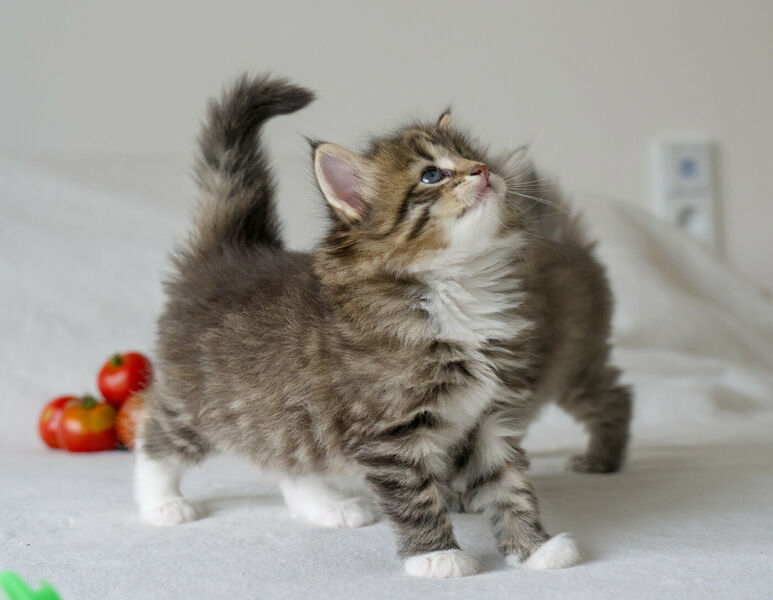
471, 180, 495, 207
458, 171, 505, 217
477, 181, 493, 202
458, 184, 493, 217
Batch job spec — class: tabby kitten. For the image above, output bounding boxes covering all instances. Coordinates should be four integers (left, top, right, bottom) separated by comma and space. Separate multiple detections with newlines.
135, 74, 631, 578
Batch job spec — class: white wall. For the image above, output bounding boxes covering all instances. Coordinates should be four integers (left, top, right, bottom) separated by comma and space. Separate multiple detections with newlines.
2, 0, 771, 288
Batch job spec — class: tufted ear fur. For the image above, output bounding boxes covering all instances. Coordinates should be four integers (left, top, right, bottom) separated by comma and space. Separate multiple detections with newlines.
436, 109, 453, 129
313, 143, 370, 222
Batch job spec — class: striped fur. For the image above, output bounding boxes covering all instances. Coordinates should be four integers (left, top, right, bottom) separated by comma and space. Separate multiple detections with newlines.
136, 74, 631, 577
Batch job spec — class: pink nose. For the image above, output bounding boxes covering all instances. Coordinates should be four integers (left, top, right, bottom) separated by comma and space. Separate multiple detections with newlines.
470, 164, 489, 184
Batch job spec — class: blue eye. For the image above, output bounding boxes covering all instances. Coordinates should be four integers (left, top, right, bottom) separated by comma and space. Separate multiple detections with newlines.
420, 166, 454, 184
421, 166, 446, 184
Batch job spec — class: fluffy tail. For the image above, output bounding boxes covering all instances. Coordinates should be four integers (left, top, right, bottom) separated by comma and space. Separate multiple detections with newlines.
193, 74, 314, 251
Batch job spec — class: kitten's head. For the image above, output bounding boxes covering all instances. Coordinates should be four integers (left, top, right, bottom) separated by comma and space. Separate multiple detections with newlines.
313, 112, 521, 276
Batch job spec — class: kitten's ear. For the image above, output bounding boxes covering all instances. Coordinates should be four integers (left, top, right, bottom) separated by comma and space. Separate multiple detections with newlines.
313, 143, 370, 222
436, 108, 453, 129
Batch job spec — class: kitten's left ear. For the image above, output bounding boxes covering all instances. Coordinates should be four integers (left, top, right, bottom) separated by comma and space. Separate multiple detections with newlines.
313, 143, 370, 222
436, 108, 453, 129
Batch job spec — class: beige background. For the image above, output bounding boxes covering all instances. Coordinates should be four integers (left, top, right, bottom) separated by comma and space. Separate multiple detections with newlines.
2, 0, 771, 289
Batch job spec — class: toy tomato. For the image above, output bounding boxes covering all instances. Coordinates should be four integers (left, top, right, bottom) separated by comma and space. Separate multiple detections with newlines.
97, 351, 153, 407
116, 392, 145, 449
39, 395, 79, 449
59, 396, 118, 452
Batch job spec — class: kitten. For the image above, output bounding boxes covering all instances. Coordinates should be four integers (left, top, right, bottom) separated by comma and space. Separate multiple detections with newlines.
135, 74, 631, 578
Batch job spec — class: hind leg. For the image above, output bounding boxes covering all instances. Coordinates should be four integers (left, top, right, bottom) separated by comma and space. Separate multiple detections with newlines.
558, 366, 632, 473
280, 475, 377, 528
135, 451, 196, 526
135, 410, 209, 526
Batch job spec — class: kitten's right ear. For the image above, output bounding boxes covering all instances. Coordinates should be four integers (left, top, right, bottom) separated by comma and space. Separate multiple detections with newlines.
313, 143, 370, 222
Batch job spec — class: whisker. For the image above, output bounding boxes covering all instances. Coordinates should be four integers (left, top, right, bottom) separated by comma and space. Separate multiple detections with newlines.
502, 173, 560, 187
508, 191, 569, 215
505, 176, 560, 188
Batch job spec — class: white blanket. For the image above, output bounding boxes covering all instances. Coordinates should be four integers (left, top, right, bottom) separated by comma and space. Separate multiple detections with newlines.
1, 158, 772, 599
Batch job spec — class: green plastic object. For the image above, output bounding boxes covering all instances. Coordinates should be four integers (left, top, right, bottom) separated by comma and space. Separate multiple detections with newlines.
0, 572, 62, 600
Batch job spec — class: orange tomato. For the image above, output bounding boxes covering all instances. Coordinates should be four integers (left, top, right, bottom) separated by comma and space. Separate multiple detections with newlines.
59, 396, 118, 452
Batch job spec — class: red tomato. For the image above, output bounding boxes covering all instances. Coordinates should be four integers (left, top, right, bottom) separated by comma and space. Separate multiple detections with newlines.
97, 352, 153, 407
39, 395, 79, 449
60, 396, 118, 452
116, 392, 145, 449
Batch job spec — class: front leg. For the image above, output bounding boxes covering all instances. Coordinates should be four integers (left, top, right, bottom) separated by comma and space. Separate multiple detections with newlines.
457, 413, 580, 569
358, 449, 479, 578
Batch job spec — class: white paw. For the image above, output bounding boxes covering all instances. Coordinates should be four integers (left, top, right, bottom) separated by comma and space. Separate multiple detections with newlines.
404, 549, 479, 578
309, 499, 377, 529
508, 533, 580, 570
141, 497, 197, 526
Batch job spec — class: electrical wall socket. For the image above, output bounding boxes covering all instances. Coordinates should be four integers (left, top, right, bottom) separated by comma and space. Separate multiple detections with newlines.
650, 136, 720, 253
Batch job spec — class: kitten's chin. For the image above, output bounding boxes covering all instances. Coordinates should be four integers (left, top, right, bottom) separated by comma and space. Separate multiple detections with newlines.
440, 197, 504, 260
487, 173, 507, 202
467, 185, 494, 212
460, 180, 505, 230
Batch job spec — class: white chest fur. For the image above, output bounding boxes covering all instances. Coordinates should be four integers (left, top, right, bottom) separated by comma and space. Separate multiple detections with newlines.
417, 236, 528, 437
421, 235, 525, 347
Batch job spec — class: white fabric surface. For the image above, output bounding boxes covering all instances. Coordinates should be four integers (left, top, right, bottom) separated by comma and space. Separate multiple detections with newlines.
1, 158, 772, 599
